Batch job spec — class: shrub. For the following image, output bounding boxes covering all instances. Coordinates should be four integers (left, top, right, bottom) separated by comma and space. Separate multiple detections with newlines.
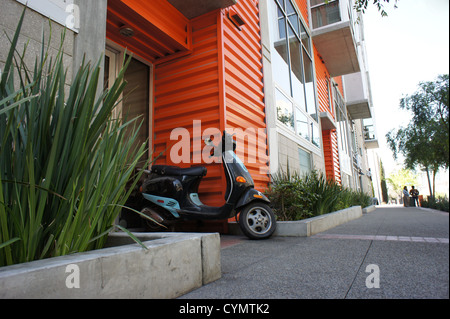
0, 10, 148, 266
265, 168, 373, 221
264, 168, 318, 221
422, 196, 449, 212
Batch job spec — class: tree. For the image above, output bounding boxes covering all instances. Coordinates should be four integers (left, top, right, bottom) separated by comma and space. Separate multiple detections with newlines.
386, 74, 449, 199
379, 159, 389, 204
353, 0, 399, 17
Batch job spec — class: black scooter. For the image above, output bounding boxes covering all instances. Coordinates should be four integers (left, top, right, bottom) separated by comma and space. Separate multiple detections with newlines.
134, 131, 276, 240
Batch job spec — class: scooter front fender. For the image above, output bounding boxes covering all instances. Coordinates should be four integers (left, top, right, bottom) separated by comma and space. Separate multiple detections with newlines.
235, 188, 270, 211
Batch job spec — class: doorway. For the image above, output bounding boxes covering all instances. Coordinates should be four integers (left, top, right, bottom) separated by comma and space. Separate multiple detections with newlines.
104, 48, 152, 165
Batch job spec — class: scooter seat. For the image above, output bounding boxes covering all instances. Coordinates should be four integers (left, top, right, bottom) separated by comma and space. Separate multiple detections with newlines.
151, 165, 207, 177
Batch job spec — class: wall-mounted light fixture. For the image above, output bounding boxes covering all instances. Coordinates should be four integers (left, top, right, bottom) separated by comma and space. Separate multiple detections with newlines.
119, 26, 134, 38
227, 9, 245, 31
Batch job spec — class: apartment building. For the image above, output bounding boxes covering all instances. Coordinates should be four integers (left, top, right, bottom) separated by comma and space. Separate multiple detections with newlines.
0, 0, 380, 230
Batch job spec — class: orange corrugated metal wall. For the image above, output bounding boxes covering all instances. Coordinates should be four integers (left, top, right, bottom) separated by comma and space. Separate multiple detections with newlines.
314, 45, 331, 114
292, 0, 341, 183
153, 11, 224, 206
333, 76, 345, 98
293, 0, 309, 25
153, 0, 270, 206
222, 0, 270, 191
314, 43, 341, 183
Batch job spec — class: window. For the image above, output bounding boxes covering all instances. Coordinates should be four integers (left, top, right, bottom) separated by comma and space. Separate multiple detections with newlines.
311, 0, 342, 29
363, 118, 376, 140
276, 89, 294, 131
271, 0, 320, 150
296, 108, 309, 140
270, 0, 318, 121
298, 148, 312, 175
334, 84, 351, 175
105, 48, 151, 165
303, 50, 317, 120
311, 123, 320, 147
273, 6, 291, 94
290, 33, 306, 110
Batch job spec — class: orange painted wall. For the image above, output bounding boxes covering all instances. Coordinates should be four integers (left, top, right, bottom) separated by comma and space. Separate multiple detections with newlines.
153, 11, 224, 206
153, 0, 270, 206
222, 0, 270, 191
293, 0, 309, 26
322, 129, 341, 183
314, 45, 332, 115
333, 76, 345, 98
314, 44, 341, 183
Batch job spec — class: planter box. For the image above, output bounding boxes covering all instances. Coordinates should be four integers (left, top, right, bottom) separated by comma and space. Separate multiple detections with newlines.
362, 205, 376, 214
229, 206, 364, 237
0, 232, 221, 299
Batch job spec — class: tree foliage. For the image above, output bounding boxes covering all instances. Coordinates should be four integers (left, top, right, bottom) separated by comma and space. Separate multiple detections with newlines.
386, 74, 449, 198
353, 0, 399, 17
387, 169, 418, 199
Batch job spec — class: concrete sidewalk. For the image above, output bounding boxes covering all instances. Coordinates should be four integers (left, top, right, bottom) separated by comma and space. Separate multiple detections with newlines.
180, 205, 449, 299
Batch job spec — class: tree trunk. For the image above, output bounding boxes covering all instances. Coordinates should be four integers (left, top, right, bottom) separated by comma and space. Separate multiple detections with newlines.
432, 169, 437, 199
425, 167, 433, 200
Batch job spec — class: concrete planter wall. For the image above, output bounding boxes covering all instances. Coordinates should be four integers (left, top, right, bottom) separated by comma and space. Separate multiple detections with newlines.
230, 206, 372, 237
0, 232, 221, 299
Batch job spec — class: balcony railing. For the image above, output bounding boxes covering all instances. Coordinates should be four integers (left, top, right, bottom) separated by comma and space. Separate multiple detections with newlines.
311, 0, 342, 29
363, 120, 379, 149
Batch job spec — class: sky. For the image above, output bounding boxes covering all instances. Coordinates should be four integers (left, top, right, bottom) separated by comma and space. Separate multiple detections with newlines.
361, 0, 450, 177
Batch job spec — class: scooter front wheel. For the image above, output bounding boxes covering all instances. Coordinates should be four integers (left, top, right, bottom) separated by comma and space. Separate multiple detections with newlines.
239, 202, 276, 240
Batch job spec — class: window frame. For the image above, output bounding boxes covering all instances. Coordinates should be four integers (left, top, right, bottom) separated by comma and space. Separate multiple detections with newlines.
271, 0, 320, 151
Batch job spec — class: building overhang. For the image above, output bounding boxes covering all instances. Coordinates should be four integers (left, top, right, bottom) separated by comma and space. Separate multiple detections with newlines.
347, 99, 371, 120
168, 0, 237, 19
107, 0, 194, 64
365, 139, 379, 149
319, 112, 337, 131
312, 21, 360, 77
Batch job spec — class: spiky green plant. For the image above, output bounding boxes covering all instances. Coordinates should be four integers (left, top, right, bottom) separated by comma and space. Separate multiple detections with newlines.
0, 9, 150, 266
266, 165, 373, 221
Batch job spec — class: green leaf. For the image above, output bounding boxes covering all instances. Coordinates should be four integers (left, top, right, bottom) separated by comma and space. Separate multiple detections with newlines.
115, 225, 148, 250
0, 238, 21, 251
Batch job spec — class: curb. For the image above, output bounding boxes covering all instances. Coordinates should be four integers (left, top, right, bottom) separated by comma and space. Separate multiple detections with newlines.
362, 205, 376, 214
229, 206, 364, 237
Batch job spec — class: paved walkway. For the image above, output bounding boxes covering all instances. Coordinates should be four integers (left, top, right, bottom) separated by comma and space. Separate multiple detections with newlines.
181, 205, 449, 299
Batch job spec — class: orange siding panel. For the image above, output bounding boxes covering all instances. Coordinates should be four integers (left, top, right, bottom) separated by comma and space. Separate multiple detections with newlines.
153, 11, 224, 206
294, 0, 309, 26
222, 0, 270, 192
314, 44, 341, 183
322, 129, 341, 183
314, 44, 332, 115
333, 76, 345, 98
152, 1, 270, 207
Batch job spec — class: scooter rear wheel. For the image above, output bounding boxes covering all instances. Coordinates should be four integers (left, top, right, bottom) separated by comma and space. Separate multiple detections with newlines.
239, 202, 276, 240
